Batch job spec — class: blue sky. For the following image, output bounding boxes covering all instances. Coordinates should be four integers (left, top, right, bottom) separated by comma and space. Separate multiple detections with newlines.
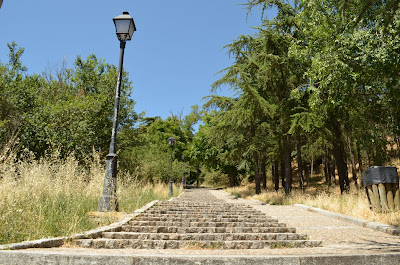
0, 0, 275, 119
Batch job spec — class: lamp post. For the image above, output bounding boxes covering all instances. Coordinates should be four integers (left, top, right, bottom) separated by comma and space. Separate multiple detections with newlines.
181, 155, 184, 189
168, 137, 175, 196
184, 163, 187, 187
98, 12, 136, 212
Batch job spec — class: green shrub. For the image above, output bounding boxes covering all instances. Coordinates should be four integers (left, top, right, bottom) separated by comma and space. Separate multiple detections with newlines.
202, 170, 230, 188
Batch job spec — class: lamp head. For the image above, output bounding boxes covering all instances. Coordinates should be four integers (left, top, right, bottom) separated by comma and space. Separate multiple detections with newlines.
168, 137, 176, 146
113, 11, 136, 41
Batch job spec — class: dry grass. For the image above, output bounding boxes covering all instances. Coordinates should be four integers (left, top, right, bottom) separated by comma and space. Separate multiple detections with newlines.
0, 148, 180, 245
226, 184, 400, 227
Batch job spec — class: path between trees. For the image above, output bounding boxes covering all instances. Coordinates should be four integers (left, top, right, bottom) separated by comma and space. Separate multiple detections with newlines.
1, 188, 400, 264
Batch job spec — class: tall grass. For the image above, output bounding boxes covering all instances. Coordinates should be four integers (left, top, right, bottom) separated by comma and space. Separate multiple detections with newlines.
226, 185, 400, 227
0, 148, 179, 245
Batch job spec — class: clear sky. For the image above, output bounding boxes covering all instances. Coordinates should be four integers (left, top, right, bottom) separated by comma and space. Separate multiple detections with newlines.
0, 0, 275, 119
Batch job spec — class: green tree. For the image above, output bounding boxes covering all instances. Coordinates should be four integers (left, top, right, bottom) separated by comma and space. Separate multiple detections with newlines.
0, 43, 138, 163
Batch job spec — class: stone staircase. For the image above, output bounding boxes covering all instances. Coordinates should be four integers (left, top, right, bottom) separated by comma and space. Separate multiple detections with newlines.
74, 189, 322, 249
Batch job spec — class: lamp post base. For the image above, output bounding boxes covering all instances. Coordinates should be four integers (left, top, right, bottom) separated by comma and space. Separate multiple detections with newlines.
98, 195, 119, 212
98, 153, 119, 212
169, 180, 173, 197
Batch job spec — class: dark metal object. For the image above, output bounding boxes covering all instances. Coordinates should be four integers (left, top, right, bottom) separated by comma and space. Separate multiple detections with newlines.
168, 137, 175, 196
98, 12, 135, 212
183, 163, 187, 187
362, 166, 399, 187
113, 12, 136, 41
97, 40, 126, 212
181, 155, 185, 189
362, 166, 399, 210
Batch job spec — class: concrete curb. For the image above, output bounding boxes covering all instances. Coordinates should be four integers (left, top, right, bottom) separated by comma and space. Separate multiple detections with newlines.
167, 189, 185, 201
1, 251, 400, 265
176, 190, 185, 199
294, 204, 400, 236
220, 190, 246, 201
0, 200, 159, 251
250, 198, 268, 205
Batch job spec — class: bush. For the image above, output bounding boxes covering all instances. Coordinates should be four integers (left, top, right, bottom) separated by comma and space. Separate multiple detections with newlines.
202, 170, 230, 188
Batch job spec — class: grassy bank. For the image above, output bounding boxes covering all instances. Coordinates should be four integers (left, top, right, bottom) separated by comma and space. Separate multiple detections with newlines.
0, 150, 180, 245
226, 184, 400, 227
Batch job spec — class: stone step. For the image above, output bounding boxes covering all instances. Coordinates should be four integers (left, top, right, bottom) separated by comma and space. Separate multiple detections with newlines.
122, 225, 296, 234
146, 210, 262, 215
71, 189, 321, 250
152, 204, 257, 208
140, 213, 267, 218
156, 204, 251, 209
133, 217, 278, 223
150, 204, 258, 209
74, 238, 322, 249
127, 220, 286, 228
154, 205, 250, 211
102, 232, 308, 241
164, 209, 258, 212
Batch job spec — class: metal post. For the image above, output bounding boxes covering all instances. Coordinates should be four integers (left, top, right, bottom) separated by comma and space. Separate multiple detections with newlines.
181, 155, 184, 190
169, 145, 173, 196
181, 167, 184, 190
184, 163, 187, 187
98, 40, 126, 212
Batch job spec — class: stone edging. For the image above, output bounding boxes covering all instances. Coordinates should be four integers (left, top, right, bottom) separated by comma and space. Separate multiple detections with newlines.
293, 204, 400, 236
0, 200, 159, 250
220, 190, 246, 201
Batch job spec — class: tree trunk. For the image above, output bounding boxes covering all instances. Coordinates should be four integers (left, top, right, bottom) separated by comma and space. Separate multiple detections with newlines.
230, 174, 235, 187
274, 159, 279, 191
261, 155, 267, 190
296, 134, 304, 190
280, 159, 286, 189
324, 151, 330, 185
396, 136, 400, 158
196, 167, 200, 187
272, 163, 275, 185
356, 139, 364, 187
347, 137, 358, 188
284, 134, 292, 194
326, 152, 336, 187
330, 156, 336, 186
304, 162, 309, 187
253, 151, 261, 194
365, 149, 371, 168
333, 140, 350, 194
329, 114, 350, 194
226, 165, 239, 187
310, 154, 314, 185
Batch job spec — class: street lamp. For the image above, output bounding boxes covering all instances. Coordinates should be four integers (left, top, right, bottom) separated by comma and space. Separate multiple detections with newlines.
168, 137, 175, 196
98, 12, 136, 212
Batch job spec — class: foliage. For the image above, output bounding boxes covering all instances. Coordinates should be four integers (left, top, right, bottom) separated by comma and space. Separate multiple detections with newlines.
192, 0, 400, 195
0, 149, 178, 245
0, 44, 138, 162
3, 0, 400, 198
201, 169, 231, 188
